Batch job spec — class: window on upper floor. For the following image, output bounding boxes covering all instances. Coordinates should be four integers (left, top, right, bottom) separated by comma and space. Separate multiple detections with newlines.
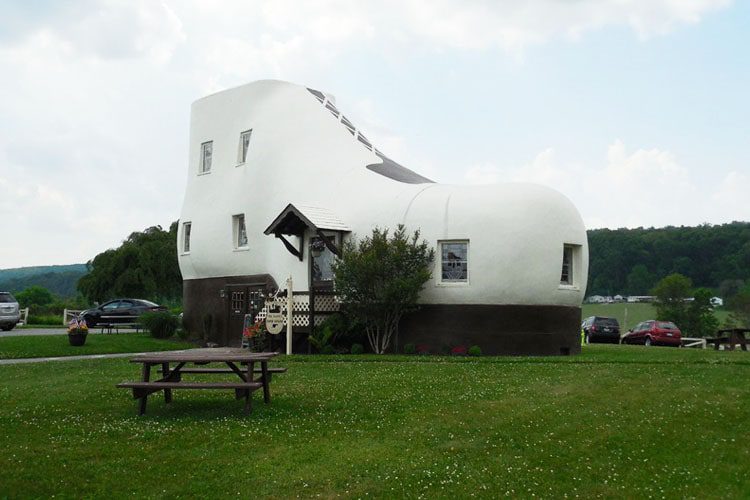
200, 141, 213, 174
182, 222, 191, 253
233, 214, 248, 249
238, 129, 252, 164
439, 240, 469, 284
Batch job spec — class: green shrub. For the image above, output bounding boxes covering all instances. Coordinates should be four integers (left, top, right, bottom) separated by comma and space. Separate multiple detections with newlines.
350, 343, 364, 355
140, 311, 179, 339
320, 345, 335, 355
403, 343, 416, 355
468, 345, 482, 357
309, 324, 336, 353
27, 314, 62, 326
176, 328, 191, 340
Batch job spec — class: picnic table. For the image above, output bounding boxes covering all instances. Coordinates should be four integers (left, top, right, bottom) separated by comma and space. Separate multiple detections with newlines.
117, 348, 284, 415
705, 328, 749, 351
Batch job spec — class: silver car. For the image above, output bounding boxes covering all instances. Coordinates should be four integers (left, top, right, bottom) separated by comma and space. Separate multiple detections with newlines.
0, 292, 21, 331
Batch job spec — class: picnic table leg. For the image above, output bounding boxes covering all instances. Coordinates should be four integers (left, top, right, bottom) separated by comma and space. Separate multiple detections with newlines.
162, 362, 172, 404
735, 332, 748, 352
245, 361, 254, 414
261, 361, 271, 404
139, 363, 151, 415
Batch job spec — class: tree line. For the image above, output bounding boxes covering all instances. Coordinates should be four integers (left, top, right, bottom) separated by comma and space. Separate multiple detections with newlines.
77, 223, 182, 305
588, 222, 750, 297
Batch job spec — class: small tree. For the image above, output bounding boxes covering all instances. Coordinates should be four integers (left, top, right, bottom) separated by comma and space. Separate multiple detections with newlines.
686, 288, 719, 337
726, 283, 750, 328
15, 285, 54, 309
652, 273, 692, 328
333, 225, 434, 354
653, 274, 718, 336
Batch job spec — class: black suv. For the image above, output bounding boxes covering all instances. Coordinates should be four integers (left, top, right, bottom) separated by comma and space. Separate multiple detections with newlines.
581, 316, 621, 344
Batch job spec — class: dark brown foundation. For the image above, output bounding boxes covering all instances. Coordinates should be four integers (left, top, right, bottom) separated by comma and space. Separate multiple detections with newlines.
183, 275, 277, 347
184, 277, 581, 355
398, 304, 582, 356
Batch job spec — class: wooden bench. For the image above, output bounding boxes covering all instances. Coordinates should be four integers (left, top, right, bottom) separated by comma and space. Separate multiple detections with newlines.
117, 380, 264, 413
98, 322, 142, 334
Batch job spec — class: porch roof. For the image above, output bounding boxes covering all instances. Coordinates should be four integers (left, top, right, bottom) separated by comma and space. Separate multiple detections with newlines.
263, 203, 351, 236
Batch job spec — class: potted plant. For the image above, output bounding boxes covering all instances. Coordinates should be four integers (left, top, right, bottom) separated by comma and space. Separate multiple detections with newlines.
242, 318, 267, 352
67, 318, 89, 346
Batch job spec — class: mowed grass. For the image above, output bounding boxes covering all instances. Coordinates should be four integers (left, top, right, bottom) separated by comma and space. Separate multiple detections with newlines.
0, 333, 195, 359
582, 302, 731, 331
1, 346, 749, 498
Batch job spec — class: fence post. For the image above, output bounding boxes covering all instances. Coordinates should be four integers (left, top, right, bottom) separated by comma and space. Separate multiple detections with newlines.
286, 276, 293, 355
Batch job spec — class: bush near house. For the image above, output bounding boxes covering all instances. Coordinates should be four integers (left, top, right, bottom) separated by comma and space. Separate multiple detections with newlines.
140, 311, 179, 339
333, 225, 434, 354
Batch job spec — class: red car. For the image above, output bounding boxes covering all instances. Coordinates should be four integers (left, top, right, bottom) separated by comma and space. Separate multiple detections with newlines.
622, 320, 682, 347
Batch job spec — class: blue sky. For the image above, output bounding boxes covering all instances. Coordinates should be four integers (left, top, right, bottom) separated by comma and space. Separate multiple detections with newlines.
0, 0, 747, 268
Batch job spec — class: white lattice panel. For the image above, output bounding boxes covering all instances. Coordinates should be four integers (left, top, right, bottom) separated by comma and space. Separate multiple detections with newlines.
256, 292, 340, 330
314, 294, 340, 311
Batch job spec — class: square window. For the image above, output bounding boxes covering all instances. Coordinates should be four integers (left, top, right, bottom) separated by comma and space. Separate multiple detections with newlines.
200, 141, 213, 174
238, 130, 252, 164
233, 214, 248, 249
183, 222, 191, 253
439, 240, 468, 283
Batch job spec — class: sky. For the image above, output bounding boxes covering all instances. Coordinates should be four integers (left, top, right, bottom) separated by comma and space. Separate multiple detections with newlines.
1, 0, 748, 269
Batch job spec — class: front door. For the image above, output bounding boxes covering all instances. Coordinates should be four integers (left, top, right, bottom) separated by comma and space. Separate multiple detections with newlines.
226, 285, 264, 346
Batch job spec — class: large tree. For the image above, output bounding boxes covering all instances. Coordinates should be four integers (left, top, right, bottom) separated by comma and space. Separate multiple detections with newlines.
333, 225, 434, 354
77, 223, 182, 304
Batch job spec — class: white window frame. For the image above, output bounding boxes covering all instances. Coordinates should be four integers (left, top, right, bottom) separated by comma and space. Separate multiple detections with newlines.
232, 214, 248, 250
237, 129, 252, 165
437, 240, 469, 285
199, 141, 213, 174
182, 222, 192, 254
559, 244, 582, 289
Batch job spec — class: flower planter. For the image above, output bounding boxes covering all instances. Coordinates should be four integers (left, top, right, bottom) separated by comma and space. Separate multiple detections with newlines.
68, 333, 88, 346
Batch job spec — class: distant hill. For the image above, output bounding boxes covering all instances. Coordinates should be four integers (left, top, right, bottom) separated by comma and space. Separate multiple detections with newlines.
588, 222, 750, 296
0, 264, 87, 297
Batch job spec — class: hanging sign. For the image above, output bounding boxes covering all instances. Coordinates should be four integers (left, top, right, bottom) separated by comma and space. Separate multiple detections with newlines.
265, 311, 284, 334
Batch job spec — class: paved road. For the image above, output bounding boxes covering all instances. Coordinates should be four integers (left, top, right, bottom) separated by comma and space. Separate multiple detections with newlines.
1, 327, 140, 337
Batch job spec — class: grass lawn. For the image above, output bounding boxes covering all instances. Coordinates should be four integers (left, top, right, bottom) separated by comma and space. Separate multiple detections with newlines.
1, 345, 749, 497
0, 333, 195, 359
582, 302, 731, 331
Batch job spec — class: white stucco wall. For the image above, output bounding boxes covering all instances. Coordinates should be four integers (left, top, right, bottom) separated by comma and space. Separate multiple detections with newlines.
178, 80, 588, 307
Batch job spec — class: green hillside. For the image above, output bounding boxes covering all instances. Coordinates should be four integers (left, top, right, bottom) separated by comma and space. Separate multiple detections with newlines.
0, 264, 87, 297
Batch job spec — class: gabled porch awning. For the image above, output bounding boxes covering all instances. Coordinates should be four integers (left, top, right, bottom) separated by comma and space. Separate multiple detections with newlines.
264, 204, 351, 261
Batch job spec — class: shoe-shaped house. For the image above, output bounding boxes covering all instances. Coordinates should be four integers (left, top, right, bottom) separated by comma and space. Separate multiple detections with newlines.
178, 80, 588, 355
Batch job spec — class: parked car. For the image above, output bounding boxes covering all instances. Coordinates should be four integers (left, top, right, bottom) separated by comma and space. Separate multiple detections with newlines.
621, 320, 682, 347
80, 299, 167, 327
0, 292, 21, 331
581, 316, 621, 343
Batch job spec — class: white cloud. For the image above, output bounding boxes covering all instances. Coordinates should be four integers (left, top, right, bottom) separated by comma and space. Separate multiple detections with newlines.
0, 0, 735, 267
461, 140, 746, 230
